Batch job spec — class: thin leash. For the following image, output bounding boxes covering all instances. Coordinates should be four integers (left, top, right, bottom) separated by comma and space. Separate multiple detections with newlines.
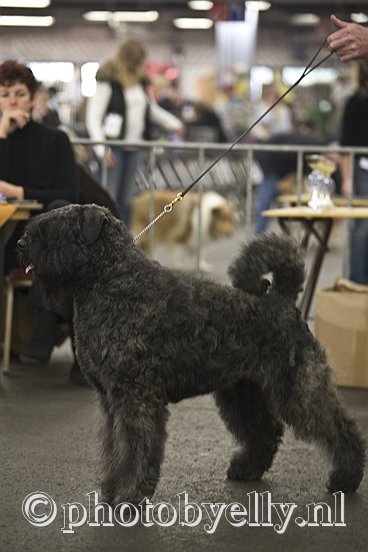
133, 39, 333, 243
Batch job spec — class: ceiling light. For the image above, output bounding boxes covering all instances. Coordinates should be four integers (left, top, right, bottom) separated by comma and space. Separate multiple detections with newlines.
245, 1, 271, 11
188, 1, 214, 10
0, 0, 50, 6
290, 13, 320, 26
113, 11, 159, 23
0, 15, 54, 26
83, 12, 111, 22
174, 17, 213, 29
83, 11, 159, 23
351, 13, 368, 24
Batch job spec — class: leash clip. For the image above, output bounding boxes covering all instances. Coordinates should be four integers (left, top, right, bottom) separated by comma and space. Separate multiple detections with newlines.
164, 192, 183, 213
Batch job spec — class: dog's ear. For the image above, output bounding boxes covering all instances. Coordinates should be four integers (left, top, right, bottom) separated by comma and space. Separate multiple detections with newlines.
80, 207, 107, 246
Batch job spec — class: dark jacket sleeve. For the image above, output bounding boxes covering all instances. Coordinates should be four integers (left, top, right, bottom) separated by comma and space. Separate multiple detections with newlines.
23, 130, 80, 204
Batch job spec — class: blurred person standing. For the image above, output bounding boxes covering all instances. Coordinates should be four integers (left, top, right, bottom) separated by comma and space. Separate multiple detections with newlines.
340, 59, 368, 283
32, 84, 61, 127
86, 38, 183, 225
253, 85, 293, 140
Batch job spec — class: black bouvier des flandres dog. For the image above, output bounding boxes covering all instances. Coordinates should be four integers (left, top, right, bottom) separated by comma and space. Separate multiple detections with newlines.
17, 204, 365, 504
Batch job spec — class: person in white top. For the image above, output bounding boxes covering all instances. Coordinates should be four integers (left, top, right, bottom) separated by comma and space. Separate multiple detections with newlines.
86, 38, 183, 224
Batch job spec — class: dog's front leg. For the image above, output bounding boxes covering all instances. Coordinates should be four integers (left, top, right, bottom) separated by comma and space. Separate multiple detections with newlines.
98, 393, 118, 505
102, 386, 169, 507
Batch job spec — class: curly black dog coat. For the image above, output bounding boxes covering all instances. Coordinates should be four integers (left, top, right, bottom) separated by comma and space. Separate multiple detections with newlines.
18, 204, 365, 504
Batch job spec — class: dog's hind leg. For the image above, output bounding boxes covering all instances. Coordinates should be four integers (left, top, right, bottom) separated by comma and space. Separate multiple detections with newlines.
103, 386, 169, 506
215, 380, 284, 481
275, 351, 366, 493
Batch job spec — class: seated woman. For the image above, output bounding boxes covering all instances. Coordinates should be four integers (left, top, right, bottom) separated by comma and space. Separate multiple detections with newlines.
0, 60, 82, 383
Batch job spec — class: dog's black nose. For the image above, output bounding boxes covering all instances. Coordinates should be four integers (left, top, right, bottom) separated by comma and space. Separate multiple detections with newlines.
17, 238, 26, 251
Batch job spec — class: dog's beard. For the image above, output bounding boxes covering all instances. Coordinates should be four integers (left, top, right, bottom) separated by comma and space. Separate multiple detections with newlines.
19, 245, 74, 316
36, 278, 73, 315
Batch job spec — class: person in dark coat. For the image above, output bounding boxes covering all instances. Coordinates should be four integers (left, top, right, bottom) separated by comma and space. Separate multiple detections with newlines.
0, 60, 81, 379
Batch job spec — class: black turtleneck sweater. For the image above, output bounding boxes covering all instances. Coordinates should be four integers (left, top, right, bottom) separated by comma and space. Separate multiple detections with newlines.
0, 120, 79, 204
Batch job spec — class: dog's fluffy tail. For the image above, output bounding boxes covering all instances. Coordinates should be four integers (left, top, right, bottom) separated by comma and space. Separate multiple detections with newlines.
228, 233, 305, 302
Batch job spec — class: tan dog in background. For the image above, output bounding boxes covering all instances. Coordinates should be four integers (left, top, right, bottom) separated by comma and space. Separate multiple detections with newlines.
131, 190, 235, 270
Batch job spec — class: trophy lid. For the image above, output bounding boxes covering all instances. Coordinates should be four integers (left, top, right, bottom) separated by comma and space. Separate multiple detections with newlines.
306, 154, 336, 176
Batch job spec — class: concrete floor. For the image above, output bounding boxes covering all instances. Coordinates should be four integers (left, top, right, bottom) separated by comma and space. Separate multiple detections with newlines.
1, 221, 367, 552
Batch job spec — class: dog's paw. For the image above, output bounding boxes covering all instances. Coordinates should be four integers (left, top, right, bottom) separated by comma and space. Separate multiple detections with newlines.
326, 469, 364, 493
100, 480, 116, 506
113, 491, 153, 508
227, 460, 264, 482
113, 482, 156, 507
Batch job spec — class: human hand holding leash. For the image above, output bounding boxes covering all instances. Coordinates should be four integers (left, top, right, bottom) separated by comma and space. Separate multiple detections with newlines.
328, 15, 368, 62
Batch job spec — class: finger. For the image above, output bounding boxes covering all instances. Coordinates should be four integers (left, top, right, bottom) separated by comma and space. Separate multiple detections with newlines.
15, 112, 30, 126
328, 34, 352, 51
14, 116, 25, 128
340, 52, 356, 63
330, 14, 347, 29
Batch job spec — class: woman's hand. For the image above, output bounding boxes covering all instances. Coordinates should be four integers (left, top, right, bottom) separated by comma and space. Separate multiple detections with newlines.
0, 108, 30, 138
0, 179, 24, 200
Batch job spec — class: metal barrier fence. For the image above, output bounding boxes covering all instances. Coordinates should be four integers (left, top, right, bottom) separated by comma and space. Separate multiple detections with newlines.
70, 137, 368, 272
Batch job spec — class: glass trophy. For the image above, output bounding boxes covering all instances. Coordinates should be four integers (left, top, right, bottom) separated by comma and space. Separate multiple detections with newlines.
306, 154, 336, 210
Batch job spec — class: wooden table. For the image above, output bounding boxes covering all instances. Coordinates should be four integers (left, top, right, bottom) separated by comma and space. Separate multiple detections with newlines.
278, 194, 368, 207
0, 202, 43, 339
263, 206, 368, 319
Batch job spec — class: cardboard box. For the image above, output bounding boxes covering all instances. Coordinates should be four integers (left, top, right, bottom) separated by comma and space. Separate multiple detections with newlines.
315, 288, 368, 388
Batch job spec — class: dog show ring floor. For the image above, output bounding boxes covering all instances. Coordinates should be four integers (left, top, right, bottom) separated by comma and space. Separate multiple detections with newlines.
1, 222, 367, 552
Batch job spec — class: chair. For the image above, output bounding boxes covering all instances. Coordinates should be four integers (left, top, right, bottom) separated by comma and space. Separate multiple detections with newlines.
2, 270, 32, 373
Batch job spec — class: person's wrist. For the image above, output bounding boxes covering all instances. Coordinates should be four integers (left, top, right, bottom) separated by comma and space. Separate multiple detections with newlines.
0, 119, 10, 137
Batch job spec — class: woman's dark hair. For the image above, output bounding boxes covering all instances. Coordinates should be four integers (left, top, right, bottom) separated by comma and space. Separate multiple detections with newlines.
0, 60, 38, 96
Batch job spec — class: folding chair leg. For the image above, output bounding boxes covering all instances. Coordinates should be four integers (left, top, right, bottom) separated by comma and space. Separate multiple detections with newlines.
3, 280, 15, 374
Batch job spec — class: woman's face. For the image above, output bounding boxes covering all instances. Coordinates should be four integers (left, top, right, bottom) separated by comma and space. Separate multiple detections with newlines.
0, 81, 34, 114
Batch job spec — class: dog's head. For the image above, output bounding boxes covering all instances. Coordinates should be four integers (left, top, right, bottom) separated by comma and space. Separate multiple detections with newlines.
17, 203, 131, 307
208, 203, 235, 239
